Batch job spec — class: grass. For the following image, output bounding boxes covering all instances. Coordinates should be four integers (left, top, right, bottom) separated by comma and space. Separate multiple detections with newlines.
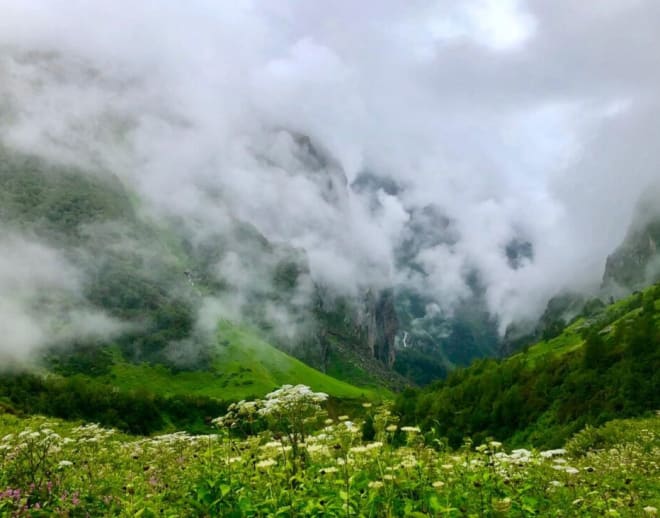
1, 402, 658, 516
98, 323, 383, 402
516, 283, 659, 367
515, 318, 586, 366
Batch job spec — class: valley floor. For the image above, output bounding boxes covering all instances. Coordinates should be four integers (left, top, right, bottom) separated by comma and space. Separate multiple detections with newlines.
1, 406, 658, 516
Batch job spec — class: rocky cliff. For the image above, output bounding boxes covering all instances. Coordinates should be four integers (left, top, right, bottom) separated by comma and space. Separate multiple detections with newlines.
603, 191, 660, 291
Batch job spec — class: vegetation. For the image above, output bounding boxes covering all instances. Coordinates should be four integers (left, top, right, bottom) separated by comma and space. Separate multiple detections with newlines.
92, 325, 382, 402
395, 284, 660, 448
0, 387, 658, 517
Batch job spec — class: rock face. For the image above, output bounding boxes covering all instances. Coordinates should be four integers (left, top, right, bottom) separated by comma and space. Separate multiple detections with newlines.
361, 289, 398, 367
603, 193, 660, 291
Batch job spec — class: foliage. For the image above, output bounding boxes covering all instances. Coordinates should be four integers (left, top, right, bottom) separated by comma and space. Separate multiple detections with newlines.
0, 372, 227, 435
0, 392, 658, 517
395, 283, 660, 448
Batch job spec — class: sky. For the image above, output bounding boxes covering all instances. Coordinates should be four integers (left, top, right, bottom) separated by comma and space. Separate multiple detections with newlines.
0, 0, 659, 346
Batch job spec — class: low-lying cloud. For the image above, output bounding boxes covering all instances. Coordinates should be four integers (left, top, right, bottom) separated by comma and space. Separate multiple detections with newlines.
0, 235, 127, 362
0, 0, 659, 341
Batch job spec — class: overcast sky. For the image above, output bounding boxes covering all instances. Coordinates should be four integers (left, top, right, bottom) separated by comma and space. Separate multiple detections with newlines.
0, 0, 659, 332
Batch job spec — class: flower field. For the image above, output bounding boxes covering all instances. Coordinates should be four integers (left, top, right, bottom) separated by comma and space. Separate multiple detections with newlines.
1, 385, 658, 517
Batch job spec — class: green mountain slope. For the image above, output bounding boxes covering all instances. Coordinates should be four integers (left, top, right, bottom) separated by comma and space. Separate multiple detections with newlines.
97, 323, 382, 401
395, 283, 660, 448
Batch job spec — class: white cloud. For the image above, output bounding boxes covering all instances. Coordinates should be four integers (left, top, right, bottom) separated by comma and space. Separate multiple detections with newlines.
0, 0, 658, 333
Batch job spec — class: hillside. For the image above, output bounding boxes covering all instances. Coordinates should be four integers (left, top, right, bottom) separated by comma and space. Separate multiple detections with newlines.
395, 282, 660, 448
0, 145, 405, 394
94, 323, 382, 401
0, 322, 382, 436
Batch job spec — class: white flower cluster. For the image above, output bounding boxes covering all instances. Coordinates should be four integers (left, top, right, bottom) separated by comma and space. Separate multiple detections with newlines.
213, 384, 328, 431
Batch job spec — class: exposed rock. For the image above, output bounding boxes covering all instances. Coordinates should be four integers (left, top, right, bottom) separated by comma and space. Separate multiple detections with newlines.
603, 191, 660, 291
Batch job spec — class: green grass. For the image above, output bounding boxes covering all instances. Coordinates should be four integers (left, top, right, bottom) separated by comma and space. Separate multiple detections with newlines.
516, 283, 659, 366
514, 317, 586, 366
99, 323, 383, 401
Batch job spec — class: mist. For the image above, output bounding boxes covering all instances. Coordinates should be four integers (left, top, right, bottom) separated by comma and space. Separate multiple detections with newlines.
0, 0, 659, 343
0, 234, 127, 361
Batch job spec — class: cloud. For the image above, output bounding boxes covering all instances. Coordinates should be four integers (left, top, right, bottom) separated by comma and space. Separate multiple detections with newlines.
0, 0, 658, 335
0, 235, 127, 362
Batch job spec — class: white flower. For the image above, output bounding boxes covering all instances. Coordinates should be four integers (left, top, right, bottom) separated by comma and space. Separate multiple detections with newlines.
368, 481, 384, 489
643, 506, 657, 515
401, 426, 421, 434
256, 459, 276, 469
349, 446, 368, 454
319, 466, 338, 474
386, 425, 398, 432
432, 481, 445, 489
511, 448, 531, 457
58, 460, 73, 468
260, 441, 282, 450
565, 467, 579, 475
540, 448, 566, 458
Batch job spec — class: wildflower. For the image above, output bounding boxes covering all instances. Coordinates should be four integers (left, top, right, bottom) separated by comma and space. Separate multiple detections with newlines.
565, 467, 579, 475
366, 441, 383, 450
260, 441, 282, 450
572, 498, 584, 506
58, 460, 73, 468
432, 481, 445, 489
383, 474, 395, 481
540, 448, 566, 458
306, 444, 328, 454
643, 506, 657, 515
401, 426, 421, 434
549, 480, 562, 487
400, 456, 417, 468
349, 446, 368, 454
489, 441, 502, 449
368, 481, 384, 489
338, 415, 349, 421
441, 463, 453, 470
256, 459, 277, 469
228, 457, 242, 464
386, 425, 398, 432
343, 421, 359, 432
511, 448, 531, 457
324, 418, 334, 425
319, 467, 338, 474
362, 402, 372, 408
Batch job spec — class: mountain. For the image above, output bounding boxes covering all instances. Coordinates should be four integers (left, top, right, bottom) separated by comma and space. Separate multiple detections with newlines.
0, 142, 407, 395
395, 282, 660, 448
352, 174, 501, 384
603, 190, 660, 291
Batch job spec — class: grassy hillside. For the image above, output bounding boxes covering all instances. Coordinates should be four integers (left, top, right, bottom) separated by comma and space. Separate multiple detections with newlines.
0, 322, 383, 436
395, 283, 660, 448
99, 323, 383, 401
